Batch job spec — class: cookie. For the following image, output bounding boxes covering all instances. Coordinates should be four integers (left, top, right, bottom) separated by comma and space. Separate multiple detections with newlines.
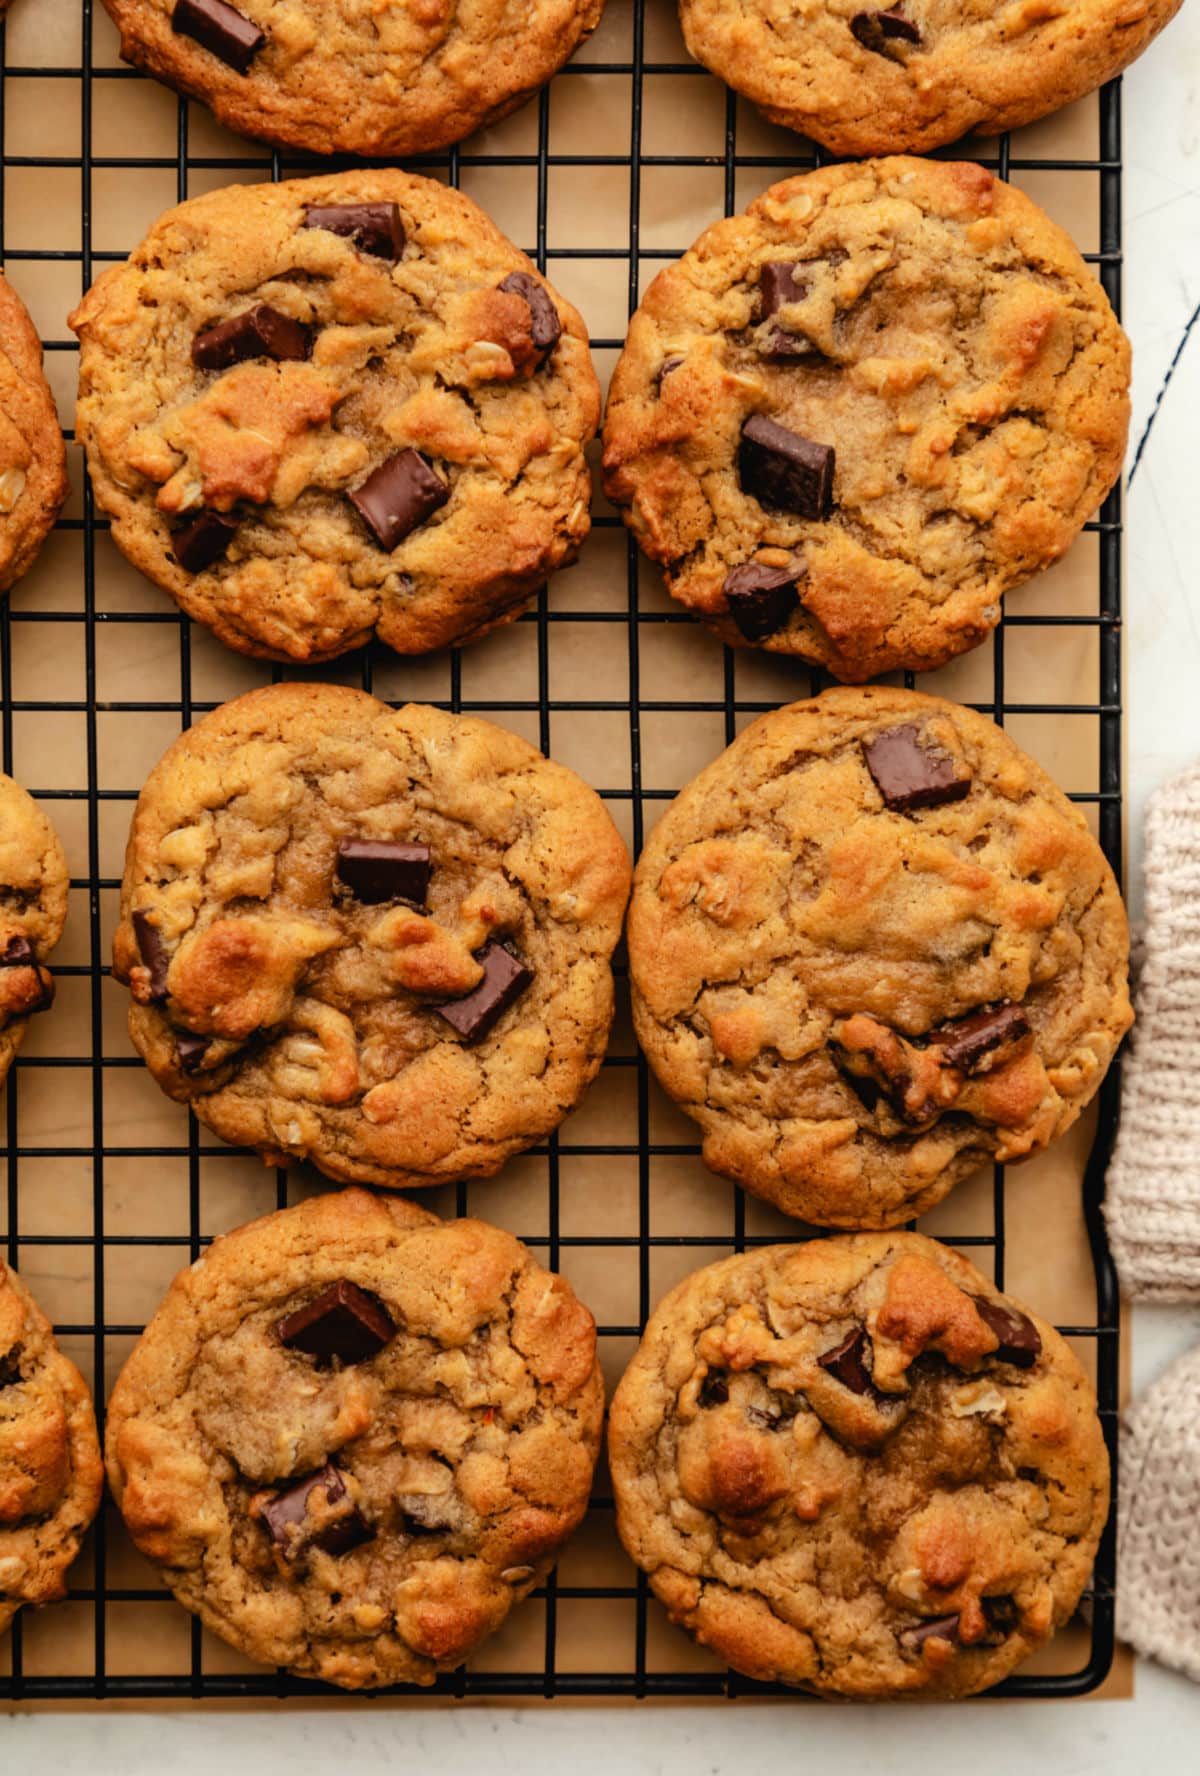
1, 1257, 104, 1636
627, 686, 1131, 1228
0, 774, 68, 1090
70, 171, 599, 662
608, 1231, 1109, 1697
106, 1187, 605, 1688
101, 0, 603, 158
680, 0, 1182, 159
602, 158, 1129, 681
112, 682, 631, 1191
0, 273, 68, 598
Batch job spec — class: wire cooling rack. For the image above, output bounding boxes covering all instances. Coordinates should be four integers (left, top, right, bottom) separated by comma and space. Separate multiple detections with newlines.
0, 0, 1122, 1703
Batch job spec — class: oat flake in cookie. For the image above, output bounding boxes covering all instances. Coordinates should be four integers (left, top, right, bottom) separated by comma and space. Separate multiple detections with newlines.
0, 273, 68, 598
609, 1232, 1109, 1697
69, 171, 599, 663
112, 683, 631, 1190
106, 1188, 605, 1687
0, 773, 68, 1090
602, 158, 1129, 682
1, 1258, 104, 1636
627, 686, 1132, 1229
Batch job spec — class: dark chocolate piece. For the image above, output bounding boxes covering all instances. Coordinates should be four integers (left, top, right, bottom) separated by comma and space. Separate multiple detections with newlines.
724, 561, 802, 642
176, 1032, 210, 1073
172, 0, 265, 72
132, 910, 169, 1001
172, 509, 239, 574
852, 9, 922, 52
760, 262, 809, 318
262, 1464, 372, 1559
0, 934, 53, 1014
928, 1001, 1030, 1073
861, 724, 971, 813
658, 353, 685, 385
335, 839, 431, 907
982, 1594, 1019, 1634
302, 203, 405, 263
764, 328, 815, 361
738, 415, 835, 519
817, 1326, 876, 1397
434, 942, 533, 1044
192, 303, 311, 372
349, 449, 449, 552
900, 1614, 960, 1649
971, 1295, 1042, 1369
697, 1372, 729, 1407
276, 1280, 395, 1365
0, 935, 36, 968
497, 271, 562, 362
746, 1403, 782, 1429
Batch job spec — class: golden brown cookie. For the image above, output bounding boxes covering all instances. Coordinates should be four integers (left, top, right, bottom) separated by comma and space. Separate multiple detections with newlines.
70, 171, 599, 662
113, 682, 631, 1191
680, 0, 1182, 158
106, 1187, 605, 1688
627, 686, 1132, 1228
0, 272, 68, 598
602, 158, 1129, 682
0, 773, 68, 1090
1, 1258, 104, 1637
609, 1232, 1109, 1697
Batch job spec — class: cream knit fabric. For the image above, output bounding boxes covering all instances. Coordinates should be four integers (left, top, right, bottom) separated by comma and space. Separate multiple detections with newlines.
1117, 1342, 1200, 1679
1104, 763, 1200, 1300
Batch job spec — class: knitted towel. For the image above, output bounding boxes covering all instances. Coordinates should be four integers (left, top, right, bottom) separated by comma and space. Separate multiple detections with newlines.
1117, 1342, 1200, 1679
1104, 762, 1200, 1300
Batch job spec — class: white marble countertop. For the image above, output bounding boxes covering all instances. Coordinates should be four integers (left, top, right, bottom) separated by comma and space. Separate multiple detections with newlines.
6, 8, 1200, 1768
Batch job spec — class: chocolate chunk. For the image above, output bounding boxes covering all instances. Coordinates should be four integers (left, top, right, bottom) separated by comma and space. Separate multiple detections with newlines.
900, 1614, 960, 1649
132, 910, 169, 1001
724, 561, 802, 642
658, 354, 685, 385
262, 1464, 372, 1560
971, 1295, 1042, 1369
302, 203, 405, 263
335, 839, 431, 907
0, 935, 35, 968
764, 328, 815, 362
172, 0, 265, 72
982, 1594, 1019, 1634
745, 1403, 782, 1429
0, 935, 53, 1014
176, 1031, 210, 1074
349, 449, 449, 552
172, 509, 239, 574
192, 304, 311, 372
760, 262, 809, 318
697, 1372, 729, 1407
817, 1327, 877, 1397
497, 271, 562, 363
434, 942, 533, 1044
862, 724, 971, 813
739, 415, 835, 520
852, 9, 921, 52
276, 1280, 396, 1365
928, 1001, 1031, 1074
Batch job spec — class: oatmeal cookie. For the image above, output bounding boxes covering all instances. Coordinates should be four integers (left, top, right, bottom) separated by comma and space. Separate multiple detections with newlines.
1, 1258, 104, 1637
627, 686, 1132, 1228
0, 272, 68, 598
0, 773, 68, 1090
70, 171, 599, 662
106, 1187, 605, 1688
609, 1231, 1109, 1697
602, 158, 1129, 681
113, 682, 631, 1190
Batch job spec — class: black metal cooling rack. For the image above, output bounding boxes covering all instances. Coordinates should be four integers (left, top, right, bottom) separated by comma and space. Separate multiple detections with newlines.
0, 0, 1122, 1703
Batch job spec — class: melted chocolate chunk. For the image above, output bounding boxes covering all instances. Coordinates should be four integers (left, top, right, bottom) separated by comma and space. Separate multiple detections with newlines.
497, 270, 562, 363
176, 1031, 210, 1074
760, 262, 809, 318
336, 839, 431, 907
971, 1295, 1042, 1369
132, 910, 169, 1001
276, 1280, 396, 1365
172, 0, 265, 72
928, 1001, 1030, 1073
861, 723, 971, 813
302, 203, 406, 263
851, 9, 922, 53
900, 1614, 960, 1649
172, 509, 239, 574
262, 1464, 372, 1559
739, 415, 835, 520
658, 353, 685, 385
434, 942, 533, 1044
350, 449, 449, 551
982, 1594, 1020, 1635
0, 935, 35, 968
0, 1348, 23, 1389
724, 560, 803, 641
192, 304, 311, 372
697, 1372, 729, 1407
817, 1326, 877, 1397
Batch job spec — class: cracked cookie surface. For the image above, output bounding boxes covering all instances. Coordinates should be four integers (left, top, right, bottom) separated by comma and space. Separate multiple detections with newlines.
608, 1231, 1108, 1697
627, 686, 1131, 1228
0, 773, 68, 1090
70, 171, 599, 663
0, 272, 68, 598
602, 158, 1129, 681
680, 0, 1182, 159
1, 1258, 104, 1637
114, 682, 631, 1190
106, 1187, 605, 1688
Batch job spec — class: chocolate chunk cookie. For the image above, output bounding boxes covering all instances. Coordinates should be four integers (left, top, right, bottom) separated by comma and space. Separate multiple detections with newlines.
106, 1188, 605, 1688
0, 774, 68, 1090
102, 0, 603, 158
602, 158, 1129, 681
0, 273, 68, 598
113, 683, 631, 1190
70, 172, 599, 662
1, 1257, 104, 1637
627, 686, 1131, 1228
680, 0, 1182, 158
609, 1231, 1108, 1697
